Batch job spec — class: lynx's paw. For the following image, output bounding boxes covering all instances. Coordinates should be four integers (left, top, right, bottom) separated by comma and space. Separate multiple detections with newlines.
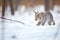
36, 22, 41, 26
53, 22, 55, 25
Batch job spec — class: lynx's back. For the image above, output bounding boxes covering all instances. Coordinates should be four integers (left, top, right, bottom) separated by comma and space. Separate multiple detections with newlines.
45, 12, 54, 21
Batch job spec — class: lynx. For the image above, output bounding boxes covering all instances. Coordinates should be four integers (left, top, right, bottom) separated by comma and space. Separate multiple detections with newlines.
34, 11, 55, 26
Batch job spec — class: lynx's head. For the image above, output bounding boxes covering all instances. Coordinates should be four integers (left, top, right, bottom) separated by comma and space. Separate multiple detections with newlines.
33, 10, 39, 21
33, 10, 44, 21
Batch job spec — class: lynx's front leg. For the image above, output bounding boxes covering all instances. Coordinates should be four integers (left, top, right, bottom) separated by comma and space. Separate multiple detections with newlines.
36, 21, 41, 26
41, 20, 46, 26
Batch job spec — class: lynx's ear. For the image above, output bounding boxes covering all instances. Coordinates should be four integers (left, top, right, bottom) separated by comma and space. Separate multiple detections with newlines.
33, 10, 37, 14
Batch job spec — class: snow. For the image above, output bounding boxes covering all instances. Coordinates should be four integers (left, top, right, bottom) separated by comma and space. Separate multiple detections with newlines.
0, 5, 60, 40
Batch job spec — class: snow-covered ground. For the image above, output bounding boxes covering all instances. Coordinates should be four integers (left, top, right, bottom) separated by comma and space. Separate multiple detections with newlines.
0, 5, 60, 40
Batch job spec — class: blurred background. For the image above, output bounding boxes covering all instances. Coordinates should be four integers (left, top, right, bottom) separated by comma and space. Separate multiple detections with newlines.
1, 0, 60, 16
0, 0, 60, 40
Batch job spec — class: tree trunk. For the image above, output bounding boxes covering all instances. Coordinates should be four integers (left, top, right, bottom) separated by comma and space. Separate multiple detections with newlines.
45, 0, 49, 11
2, 0, 5, 17
15, 0, 20, 10
9, 0, 14, 15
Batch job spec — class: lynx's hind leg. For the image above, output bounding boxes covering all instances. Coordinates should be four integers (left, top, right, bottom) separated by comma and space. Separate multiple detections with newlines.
48, 21, 51, 26
53, 21, 55, 25
48, 21, 55, 26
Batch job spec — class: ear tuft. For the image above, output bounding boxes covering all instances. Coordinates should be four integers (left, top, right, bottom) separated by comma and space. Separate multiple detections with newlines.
33, 10, 37, 14
37, 11, 39, 13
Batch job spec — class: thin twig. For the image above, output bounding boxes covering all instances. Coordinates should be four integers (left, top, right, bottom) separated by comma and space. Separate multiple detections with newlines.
0, 17, 25, 24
